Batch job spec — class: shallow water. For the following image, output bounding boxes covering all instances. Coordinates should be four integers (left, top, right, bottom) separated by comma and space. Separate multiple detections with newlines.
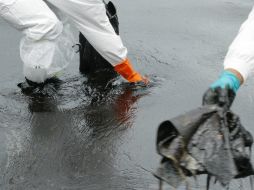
1, 0, 254, 189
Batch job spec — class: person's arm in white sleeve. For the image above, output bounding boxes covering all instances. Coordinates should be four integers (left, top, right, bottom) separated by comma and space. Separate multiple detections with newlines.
202, 7, 254, 109
224, 7, 254, 82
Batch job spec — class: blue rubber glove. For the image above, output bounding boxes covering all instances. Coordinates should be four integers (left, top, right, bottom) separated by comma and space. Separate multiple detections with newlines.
210, 70, 241, 93
203, 70, 240, 109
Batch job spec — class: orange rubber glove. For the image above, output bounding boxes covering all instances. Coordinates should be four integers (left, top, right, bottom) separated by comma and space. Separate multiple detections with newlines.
114, 59, 148, 84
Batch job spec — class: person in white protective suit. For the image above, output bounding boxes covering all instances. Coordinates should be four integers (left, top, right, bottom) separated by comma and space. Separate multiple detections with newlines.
203, 7, 254, 108
0, 0, 148, 85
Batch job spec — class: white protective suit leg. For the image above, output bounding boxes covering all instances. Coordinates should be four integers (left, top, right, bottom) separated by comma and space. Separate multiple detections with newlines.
0, 0, 74, 83
224, 6, 254, 81
46, 0, 128, 66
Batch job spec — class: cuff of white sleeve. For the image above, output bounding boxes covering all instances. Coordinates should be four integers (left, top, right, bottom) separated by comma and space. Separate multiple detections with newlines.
224, 58, 250, 82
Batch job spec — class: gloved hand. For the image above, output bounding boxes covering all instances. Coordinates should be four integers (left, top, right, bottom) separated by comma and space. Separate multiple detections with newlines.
114, 58, 149, 85
203, 70, 241, 109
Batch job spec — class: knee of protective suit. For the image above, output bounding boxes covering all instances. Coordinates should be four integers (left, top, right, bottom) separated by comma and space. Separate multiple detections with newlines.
26, 17, 63, 41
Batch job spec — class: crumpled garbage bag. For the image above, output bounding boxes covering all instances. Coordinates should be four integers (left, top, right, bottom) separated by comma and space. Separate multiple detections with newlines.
155, 105, 254, 189
78, 1, 119, 77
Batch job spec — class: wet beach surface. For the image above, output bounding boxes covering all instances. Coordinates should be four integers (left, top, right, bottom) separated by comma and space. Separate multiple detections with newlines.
1, 0, 254, 189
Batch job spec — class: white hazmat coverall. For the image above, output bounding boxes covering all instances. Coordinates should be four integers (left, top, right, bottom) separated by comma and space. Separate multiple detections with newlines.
0, 0, 144, 84
224, 6, 254, 82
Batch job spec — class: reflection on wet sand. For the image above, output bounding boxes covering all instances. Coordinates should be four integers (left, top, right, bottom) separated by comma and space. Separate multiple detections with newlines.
2, 73, 149, 189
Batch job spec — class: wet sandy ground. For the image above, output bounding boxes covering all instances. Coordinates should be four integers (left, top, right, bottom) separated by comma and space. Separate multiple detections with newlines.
1, 0, 254, 189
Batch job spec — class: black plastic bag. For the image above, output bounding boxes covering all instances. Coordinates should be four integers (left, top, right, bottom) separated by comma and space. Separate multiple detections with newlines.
79, 1, 119, 76
155, 105, 254, 189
